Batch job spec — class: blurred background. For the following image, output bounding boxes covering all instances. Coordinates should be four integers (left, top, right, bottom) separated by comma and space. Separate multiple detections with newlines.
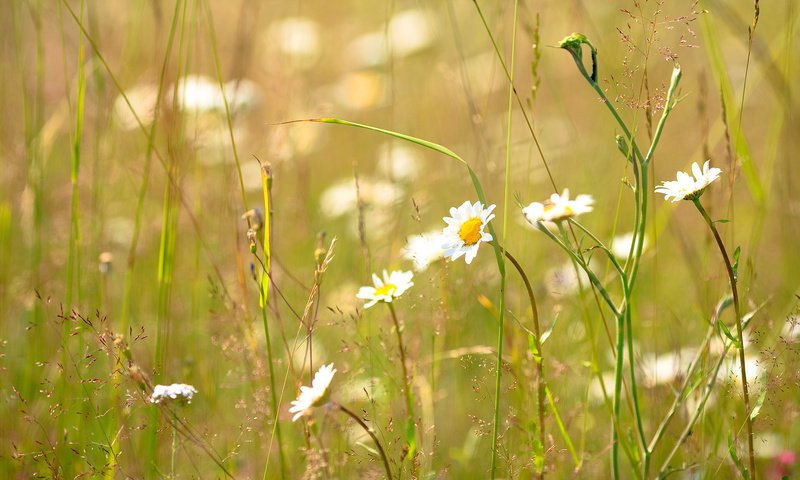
1, 0, 798, 478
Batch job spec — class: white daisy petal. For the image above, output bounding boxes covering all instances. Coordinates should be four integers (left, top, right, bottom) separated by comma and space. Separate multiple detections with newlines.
289, 363, 336, 421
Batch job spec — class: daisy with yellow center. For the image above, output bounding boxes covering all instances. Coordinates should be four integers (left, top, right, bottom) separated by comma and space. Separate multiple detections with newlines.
356, 270, 414, 308
522, 188, 594, 224
441, 200, 496, 264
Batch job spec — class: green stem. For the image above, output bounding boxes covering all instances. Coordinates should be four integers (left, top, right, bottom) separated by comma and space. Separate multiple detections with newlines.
693, 199, 755, 479
336, 403, 393, 480
387, 302, 417, 475
502, 249, 546, 478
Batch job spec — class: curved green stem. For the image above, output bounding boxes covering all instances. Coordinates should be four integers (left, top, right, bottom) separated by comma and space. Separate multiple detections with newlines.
336, 403, 393, 480
693, 199, 755, 479
502, 249, 546, 478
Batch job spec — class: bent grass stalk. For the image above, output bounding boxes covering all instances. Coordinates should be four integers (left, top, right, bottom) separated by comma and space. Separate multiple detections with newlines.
502, 248, 550, 475
693, 199, 755, 479
334, 403, 393, 480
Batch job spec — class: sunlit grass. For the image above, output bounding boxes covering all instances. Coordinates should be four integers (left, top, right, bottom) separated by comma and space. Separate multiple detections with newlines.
1, 1, 799, 479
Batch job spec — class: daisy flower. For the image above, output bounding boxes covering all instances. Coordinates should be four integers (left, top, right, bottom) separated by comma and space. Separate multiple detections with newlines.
289, 363, 337, 421
356, 270, 414, 308
150, 383, 198, 405
402, 230, 445, 271
655, 161, 722, 202
522, 189, 594, 224
441, 201, 496, 264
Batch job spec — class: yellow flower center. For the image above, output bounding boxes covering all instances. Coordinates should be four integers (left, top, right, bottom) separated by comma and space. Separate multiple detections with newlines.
374, 283, 397, 297
458, 217, 483, 245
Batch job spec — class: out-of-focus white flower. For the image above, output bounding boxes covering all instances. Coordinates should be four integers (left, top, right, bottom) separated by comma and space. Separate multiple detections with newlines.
172, 75, 220, 112
588, 371, 616, 405
377, 142, 421, 181
319, 177, 404, 218
114, 84, 159, 131
402, 230, 445, 271
222, 78, 261, 112
267, 17, 320, 69
150, 383, 198, 404
441, 201, 496, 265
722, 356, 762, 386
388, 9, 435, 58
345, 9, 434, 69
753, 432, 786, 459
655, 161, 722, 202
523, 189, 594, 224
356, 270, 414, 308
610, 231, 649, 260
639, 347, 696, 388
170, 75, 261, 113
289, 363, 336, 421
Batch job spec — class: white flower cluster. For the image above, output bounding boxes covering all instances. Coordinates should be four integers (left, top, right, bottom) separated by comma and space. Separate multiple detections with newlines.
150, 383, 198, 405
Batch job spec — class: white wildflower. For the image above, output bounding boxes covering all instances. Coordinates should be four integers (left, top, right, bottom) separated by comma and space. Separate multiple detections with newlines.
150, 383, 198, 404
289, 363, 336, 422
402, 230, 446, 271
655, 161, 722, 202
522, 189, 594, 224
356, 270, 414, 309
441, 201, 496, 264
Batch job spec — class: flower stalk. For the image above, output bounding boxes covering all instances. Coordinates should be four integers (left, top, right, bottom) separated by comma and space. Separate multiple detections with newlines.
502, 248, 546, 478
693, 198, 755, 479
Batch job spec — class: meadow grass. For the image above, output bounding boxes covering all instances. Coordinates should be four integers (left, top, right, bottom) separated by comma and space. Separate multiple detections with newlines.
1, 1, 799, 479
